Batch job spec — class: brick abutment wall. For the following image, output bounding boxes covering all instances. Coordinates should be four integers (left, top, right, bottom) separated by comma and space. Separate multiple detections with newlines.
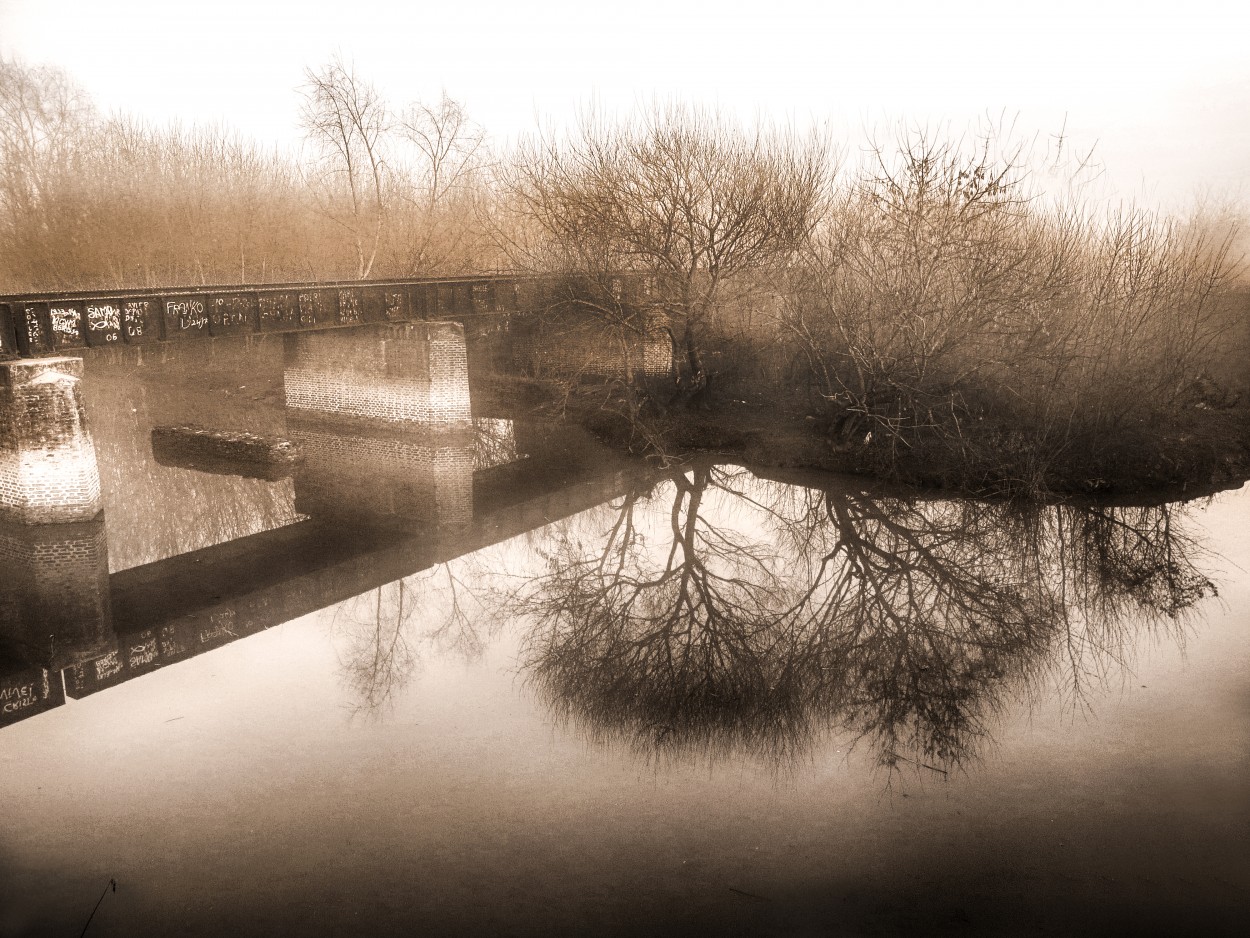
284, 322, 472, 430
511, 315, 673, 381
284, 323, 475, 526
0, 357, 103, 524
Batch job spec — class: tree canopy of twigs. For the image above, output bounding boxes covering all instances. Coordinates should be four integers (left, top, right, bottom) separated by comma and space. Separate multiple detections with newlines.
497, 106, 833, 393
299, 56, 391, 280
782, 123, 1239, 493
401, 91, 486, 209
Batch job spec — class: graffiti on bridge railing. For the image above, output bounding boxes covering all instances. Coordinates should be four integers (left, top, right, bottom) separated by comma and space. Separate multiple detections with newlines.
0, 273, 662, 358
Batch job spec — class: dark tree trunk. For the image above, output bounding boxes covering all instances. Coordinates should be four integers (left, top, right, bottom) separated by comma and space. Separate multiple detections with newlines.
683, 318, 707, 393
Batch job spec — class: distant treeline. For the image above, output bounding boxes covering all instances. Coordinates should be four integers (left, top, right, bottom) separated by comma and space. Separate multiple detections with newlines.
0, 57, 500, 291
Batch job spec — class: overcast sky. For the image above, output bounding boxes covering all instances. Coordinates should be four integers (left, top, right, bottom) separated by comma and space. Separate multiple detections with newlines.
2, 0, 1247, 209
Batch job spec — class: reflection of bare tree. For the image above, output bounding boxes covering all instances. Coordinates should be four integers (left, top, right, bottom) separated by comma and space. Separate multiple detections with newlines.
472, 418, 518, 471
1005, 502, 1213, 711
337, 580, 420, 715
423, 564, 494, 660
520, 467, 822, 761
333, 556, 501, 716
515, 464, 1215, 772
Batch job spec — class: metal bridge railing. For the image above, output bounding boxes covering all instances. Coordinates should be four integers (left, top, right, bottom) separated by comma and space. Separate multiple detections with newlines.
0, 275, 521, 357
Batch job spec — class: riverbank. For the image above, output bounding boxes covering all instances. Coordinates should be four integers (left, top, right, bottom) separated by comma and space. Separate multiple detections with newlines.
574, 392, 1250, 501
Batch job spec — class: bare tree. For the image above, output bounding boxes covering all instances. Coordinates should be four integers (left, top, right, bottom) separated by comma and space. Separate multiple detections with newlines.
783, 122, 1238, 493
401, 91, 485, 208
300, 56, 390, 279
383, 91, 490, 275
499, 106, 832, 395
0, 59, 93, 216
0, 58, 95, 284
0, 57, 499, 293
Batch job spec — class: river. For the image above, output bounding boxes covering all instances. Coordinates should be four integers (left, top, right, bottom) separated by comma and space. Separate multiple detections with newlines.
1, 328, 1246, 936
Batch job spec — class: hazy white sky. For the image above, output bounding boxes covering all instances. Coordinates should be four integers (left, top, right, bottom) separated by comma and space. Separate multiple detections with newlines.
2, 0, 1247, 208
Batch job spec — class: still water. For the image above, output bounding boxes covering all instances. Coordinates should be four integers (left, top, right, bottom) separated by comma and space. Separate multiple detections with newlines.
1, 329, 1247, 936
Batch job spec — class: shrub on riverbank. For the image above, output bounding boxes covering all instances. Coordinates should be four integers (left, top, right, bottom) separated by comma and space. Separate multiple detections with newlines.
773, 130, 1245, 495
519, 123, 1247, 496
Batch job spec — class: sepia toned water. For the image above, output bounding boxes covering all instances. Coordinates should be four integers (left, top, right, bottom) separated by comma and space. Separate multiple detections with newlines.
1, 332, 1247, 937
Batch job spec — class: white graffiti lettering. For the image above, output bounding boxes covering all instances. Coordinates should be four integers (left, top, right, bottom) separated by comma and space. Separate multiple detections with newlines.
50, 306, 81, 336
87, 304, 121, 331
0, 683, 38, 713
167, 299, 207, 330
124, 302, 147, 336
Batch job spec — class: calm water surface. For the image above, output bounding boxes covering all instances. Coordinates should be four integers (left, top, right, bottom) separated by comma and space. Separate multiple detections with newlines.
1, 334, 1247, 936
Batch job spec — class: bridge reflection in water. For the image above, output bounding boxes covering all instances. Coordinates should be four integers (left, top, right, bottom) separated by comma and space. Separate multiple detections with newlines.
0, 519, 113, 722
0, 320, 650, 728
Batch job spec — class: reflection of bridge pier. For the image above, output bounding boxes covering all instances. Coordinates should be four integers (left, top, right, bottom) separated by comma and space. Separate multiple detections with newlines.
0, 517, 115, 726
1, 445, 650, 728
284, 323, 474, 528
51, 450, 650, 713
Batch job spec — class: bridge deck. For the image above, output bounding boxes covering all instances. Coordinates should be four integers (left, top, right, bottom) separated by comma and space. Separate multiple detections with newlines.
0, 272, 652, 358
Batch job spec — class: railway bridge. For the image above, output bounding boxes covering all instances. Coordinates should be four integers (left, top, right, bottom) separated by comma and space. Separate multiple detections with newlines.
0, 275, 671, 525
1, 298, 657, 727
0, 273, 659, 356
